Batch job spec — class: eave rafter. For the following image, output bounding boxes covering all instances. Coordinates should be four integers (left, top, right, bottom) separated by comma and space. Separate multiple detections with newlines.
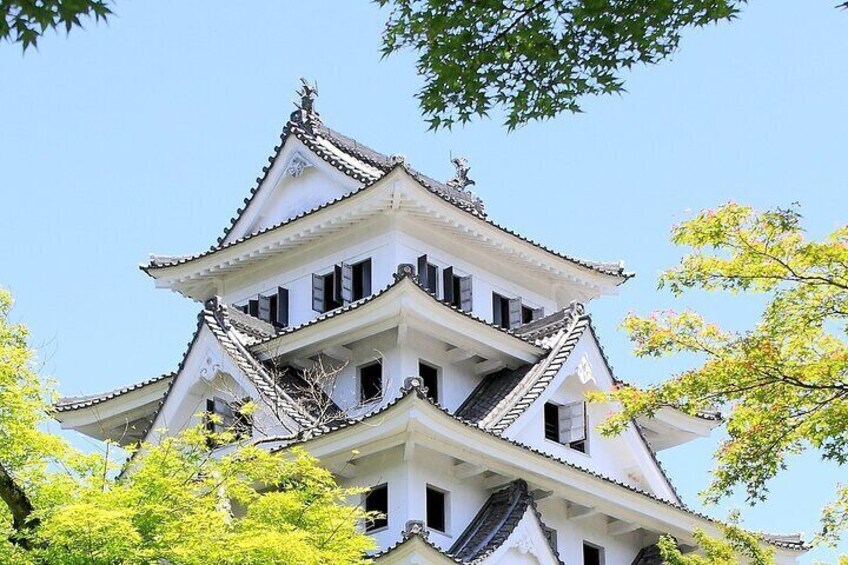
144, 170, 627, 301
257, 388, 805, 557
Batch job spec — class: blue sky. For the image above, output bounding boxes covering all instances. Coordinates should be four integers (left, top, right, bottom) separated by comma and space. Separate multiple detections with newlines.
1, 1, 846, 561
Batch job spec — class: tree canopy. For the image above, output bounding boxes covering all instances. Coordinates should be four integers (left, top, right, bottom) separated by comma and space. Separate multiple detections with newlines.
0, 0, 111, 50
596, 203, 848, 558
377, 0, 847, 129
0, 289, 374, 564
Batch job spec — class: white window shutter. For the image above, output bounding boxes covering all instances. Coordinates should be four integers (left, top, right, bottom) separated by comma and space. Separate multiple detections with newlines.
459, 275, 473, 312
257, 295, 272, 322
559, 401, 587, 443
312, 273, 325, 312
507, 297, 522, 329
338, 263, 353, 304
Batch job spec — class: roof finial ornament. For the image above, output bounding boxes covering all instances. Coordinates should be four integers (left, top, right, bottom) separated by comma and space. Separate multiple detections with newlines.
446, 156, 476, 190
291, 78, 320, 129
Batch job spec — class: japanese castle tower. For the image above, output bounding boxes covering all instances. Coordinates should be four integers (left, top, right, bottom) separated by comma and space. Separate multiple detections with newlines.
55, 82, 804, 565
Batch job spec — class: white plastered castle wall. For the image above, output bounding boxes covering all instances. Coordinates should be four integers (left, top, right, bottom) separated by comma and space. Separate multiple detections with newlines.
144, 325, 295, 446
506, 332, 678, 502
226, 136, 361, 242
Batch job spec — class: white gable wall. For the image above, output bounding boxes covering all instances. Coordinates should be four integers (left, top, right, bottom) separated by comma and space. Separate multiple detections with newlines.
226, 136, 360, 243
145, 326, 293, 445
506, 334, 677, 501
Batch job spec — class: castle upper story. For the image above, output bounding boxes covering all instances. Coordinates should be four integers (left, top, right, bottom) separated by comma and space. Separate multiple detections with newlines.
141, 80, 631, 332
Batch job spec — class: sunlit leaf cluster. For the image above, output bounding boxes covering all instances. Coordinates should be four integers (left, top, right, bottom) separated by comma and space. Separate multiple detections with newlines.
0, 289, 374, 564
597, 202, 848, 555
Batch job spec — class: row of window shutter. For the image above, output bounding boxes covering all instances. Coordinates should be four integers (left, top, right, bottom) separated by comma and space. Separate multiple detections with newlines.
242, 287, 289, 327
493, 293, 544, 329
311, 261, 373, 312
417, 254, 473, 312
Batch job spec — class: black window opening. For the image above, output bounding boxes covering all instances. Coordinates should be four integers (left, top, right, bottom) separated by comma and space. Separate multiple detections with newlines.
492, 292, 522, 329
583, 542, 603, 565
494, 293, 543, 329
545, 401, 588, 453
426, 486, 447, 533
417, 254, 439, 295
418, 361, 439, 402
544, 402, 560, 442
359, 362, 383, 403
442, 267, 472, 312
351, 259, 372, 301
312, 258, 372, 313
365, 484, 388, 532
522, 304, 544, 324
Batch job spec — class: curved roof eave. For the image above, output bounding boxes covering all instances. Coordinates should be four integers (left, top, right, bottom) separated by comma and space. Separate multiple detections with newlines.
142, 166, 630, 284
258, 386, 806, 553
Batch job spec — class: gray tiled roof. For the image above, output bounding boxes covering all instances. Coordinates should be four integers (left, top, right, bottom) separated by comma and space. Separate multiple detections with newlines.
449, 480, 560, 563
54, 372, 174, 413
631, 544, 666, 565
226, 307, 277, 344
263, 385, 806, 553
145, 101, 630, 282
457, 304, 590, 433
216, 106, 484, 249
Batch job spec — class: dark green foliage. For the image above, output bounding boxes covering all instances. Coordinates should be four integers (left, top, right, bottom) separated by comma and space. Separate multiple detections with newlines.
377, 1, 843, 129
1, 0, 111, 50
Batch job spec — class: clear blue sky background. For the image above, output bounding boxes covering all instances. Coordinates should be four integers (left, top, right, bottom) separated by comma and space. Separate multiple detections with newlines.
1, 1, 846, 561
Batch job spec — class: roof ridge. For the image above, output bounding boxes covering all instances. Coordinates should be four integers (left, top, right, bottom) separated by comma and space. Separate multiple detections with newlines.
480, 308, 588, 432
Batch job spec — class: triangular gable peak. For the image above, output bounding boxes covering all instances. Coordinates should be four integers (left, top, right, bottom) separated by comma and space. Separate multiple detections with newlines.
226, 135, 362, 243
449, 480, 561, 564
219, 83, 483, 247
59, 305, 311, 448
502, 322, 681, 503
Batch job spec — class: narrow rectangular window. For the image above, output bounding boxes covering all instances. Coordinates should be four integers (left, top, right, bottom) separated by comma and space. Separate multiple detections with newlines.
426, 486, 447, 532
248, 299, 259, 318
418, 361, 439, 402
352, 258, 372, 300
232, 397, 253, 440
544, 526, 558, 553
417, 255, 439, 295
493, 293, 511, 328
323, 271, 342, 312
544, 402, 560, 442
583, 542, 603, 565
365, 484, 388, 532
359, 362, 383, 403
312, 273, 325, 313
258, 294, 272, 322
458, 275, 472, 312
274, 287, 289, 328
